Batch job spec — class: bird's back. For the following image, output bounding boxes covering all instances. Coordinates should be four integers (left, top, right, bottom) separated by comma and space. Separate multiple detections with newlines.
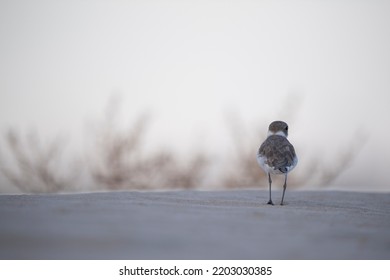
258, 135, 297, 173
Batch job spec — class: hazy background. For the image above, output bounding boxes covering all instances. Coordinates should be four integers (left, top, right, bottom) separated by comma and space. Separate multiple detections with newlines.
1, 0, 389, 192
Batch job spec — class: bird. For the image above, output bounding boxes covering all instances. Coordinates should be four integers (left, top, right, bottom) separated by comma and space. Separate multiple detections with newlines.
257, 121, 298, 205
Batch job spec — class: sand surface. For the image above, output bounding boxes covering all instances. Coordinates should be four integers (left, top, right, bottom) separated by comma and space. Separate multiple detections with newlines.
0, 190, 389, 259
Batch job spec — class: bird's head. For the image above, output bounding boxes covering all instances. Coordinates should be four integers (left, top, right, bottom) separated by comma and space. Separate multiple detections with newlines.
267, 121, 289, 138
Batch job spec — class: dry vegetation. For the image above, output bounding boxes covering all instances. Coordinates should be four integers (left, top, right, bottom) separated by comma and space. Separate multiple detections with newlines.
87, 99, 208, 190
221, 113, 367, 189
0, 96, 366, 193
0, 130, 79, 193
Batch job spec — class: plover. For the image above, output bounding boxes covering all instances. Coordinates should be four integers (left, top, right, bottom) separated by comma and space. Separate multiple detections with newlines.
257, 121, 298, 205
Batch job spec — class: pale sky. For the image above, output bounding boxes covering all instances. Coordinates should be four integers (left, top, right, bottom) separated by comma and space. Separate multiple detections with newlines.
1, 0, 390, 190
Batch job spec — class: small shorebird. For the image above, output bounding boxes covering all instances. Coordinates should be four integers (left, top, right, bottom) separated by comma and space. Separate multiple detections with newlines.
257, 121, 298, 205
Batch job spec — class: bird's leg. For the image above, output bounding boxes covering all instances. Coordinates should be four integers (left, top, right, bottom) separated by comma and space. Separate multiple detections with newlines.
280, 173, 288, 205
267, 173, 274, 205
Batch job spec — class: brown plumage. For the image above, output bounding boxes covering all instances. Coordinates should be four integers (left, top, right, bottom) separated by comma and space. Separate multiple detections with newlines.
258, 135, 296, 174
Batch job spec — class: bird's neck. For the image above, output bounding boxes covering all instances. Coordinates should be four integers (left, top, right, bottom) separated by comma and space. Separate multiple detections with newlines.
267, 131, 287, 138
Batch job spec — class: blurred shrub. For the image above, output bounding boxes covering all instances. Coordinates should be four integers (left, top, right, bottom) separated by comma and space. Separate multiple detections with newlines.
86, 96, 209, 190
0, 130, 79, 193
221, 112, 367, 188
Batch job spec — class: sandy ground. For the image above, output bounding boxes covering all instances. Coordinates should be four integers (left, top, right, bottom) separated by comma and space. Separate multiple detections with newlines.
0, 190, 389, 259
